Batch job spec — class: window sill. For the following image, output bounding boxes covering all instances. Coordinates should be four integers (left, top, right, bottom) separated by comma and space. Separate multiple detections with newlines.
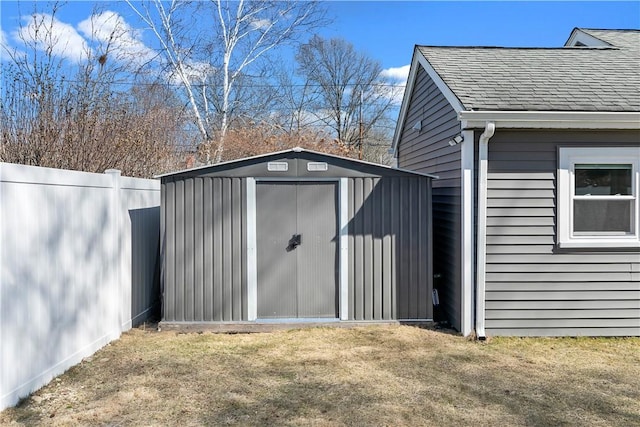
558, 240, 640, 249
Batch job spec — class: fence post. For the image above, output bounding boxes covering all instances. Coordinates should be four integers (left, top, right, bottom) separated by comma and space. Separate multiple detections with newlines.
105, 169, 125, 331
0, 163, 4, 400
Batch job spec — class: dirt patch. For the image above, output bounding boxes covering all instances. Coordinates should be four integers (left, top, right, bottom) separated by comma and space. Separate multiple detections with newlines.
2, 325, 639, 426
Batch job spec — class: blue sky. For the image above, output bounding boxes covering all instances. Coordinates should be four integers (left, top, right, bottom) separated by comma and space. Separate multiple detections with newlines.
321, 1, 640, 69
1, 1, 638, 83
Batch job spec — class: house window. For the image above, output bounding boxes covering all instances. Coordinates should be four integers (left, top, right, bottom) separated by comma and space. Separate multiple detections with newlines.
558, 147, 640, 248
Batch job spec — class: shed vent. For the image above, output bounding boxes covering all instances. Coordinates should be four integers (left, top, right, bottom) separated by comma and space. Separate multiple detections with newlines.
267, 162, 288, 171
307, 162, 329, 172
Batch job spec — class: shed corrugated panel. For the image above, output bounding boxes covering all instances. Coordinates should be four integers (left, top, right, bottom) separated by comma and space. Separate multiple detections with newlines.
397, 65, 461, 329
483, 132, 640, 337
162, 176, 246, 322
348, 176, 432, 321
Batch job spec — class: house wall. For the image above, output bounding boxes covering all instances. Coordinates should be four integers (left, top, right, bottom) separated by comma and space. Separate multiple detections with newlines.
397, 65, 462, 329
482, 130, 640, 336
0, 164, 160, 410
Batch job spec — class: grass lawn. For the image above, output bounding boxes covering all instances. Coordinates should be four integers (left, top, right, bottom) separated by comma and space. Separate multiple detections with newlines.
2, 325, 639, 426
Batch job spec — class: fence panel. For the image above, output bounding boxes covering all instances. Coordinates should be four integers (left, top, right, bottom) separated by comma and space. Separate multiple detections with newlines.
0, 163, 160, 410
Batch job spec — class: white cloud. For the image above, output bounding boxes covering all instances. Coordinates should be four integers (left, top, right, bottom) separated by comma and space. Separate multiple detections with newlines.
378, 65, 410, 105
1, 28, 26, 63
166, 61, 216, 85
78, 11, 155, 66
0, 29, 11, 63
14, 13, 90, 62
380, 64, 410, 83
182, 61, 216, 82
250, 18, 271, 30
387, 86, 406, 106
186, 61, 216, 81
0, 29, 8, 57
294, 109, 326, 128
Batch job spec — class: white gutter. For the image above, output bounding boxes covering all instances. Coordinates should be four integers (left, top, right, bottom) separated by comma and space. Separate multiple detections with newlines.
475, 122, 495, 340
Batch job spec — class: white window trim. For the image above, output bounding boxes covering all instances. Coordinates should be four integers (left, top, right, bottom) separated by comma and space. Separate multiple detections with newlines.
558, 147, 640, 248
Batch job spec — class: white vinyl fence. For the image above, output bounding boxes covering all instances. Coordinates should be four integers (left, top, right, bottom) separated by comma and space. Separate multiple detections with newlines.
0, 163, 160, 410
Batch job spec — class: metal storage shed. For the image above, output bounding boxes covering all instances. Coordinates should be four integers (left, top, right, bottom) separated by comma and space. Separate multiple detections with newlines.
158, 148, 435, 325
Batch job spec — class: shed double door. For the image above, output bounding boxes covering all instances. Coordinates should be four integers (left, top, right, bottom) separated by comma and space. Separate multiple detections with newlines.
256, 181, 338, 319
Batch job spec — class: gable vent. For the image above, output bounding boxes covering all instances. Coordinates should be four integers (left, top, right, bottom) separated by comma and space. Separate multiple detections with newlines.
307, 162, 329, 172
267, 162, 288, 171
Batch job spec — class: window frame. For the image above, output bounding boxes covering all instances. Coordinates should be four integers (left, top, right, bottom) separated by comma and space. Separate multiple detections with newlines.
558, 147, 640, 248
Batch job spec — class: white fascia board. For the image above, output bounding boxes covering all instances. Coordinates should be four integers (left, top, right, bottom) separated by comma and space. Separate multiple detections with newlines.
460, 111, 640, 130
416, 51, 466, 114
391, 48, 466, 157
565, 29, 610, 47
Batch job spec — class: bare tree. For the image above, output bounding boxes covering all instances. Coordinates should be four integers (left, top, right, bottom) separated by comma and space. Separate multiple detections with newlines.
271, 64, 321, 135
295, 35, 399, 158
0, 3, 185, 177
222, 123, 355, 162
127, 0, 327, 163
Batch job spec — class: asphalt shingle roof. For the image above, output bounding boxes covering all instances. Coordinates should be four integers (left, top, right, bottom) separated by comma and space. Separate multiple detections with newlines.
579, 28, 640, 49
417, 29, 640, 112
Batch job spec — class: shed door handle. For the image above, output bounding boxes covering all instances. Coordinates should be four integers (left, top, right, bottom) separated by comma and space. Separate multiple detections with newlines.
287, 234, 302, 251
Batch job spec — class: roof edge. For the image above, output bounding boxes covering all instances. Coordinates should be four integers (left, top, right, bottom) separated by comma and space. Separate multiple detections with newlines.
155, 147, 297, 178
565, 27, 612, 47
156, 147, 438, 179
391, 47, 466, 157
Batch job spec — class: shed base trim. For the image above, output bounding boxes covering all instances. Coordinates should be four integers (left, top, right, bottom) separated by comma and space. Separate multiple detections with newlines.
159, 320, 402, 333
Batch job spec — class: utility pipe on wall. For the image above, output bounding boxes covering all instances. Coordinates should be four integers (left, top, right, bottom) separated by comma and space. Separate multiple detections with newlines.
475, 122, 495, 340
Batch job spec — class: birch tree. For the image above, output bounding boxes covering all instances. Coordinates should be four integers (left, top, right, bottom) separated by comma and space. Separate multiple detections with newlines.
127, 0, 327, 163
125, 1, 212, 149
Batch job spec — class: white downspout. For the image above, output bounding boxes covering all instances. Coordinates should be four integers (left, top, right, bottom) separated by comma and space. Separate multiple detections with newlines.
475, 122, 495, 340
460, 129, 475, 337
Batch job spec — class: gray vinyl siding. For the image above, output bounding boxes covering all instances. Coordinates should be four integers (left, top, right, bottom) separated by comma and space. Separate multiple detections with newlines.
397, 65, 462, 329
162, 176, 246, 322
347, 177, 432, 321
483, 130, 640, 337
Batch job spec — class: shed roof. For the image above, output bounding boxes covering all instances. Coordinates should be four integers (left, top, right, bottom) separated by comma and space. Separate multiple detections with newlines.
157, 147, 438, 179
416, 28, 640, 112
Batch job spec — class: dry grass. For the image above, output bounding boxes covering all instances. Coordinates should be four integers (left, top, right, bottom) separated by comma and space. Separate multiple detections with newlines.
2, 325, 639, 426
